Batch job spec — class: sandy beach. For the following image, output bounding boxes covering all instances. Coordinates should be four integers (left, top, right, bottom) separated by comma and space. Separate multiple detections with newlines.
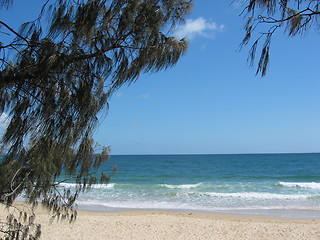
1, 204, 320, 240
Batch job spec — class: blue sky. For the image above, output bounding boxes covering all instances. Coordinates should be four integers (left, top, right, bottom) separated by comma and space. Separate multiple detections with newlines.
95, 0, 320, 154
1, 1, 320, 154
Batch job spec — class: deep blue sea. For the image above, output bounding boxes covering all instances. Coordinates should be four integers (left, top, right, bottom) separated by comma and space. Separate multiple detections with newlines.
61, 153, 320, 217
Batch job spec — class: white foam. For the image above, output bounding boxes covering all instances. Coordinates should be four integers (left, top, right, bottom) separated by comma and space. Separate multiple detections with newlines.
279, 182, 320, 190
75, 199, 320, 214
160, 183, 203, 189
76, 199, 191, 210
190, 191, 309, 200
59, 182, 115, 189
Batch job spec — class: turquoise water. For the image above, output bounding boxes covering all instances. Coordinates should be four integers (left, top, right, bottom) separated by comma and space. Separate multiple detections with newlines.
62, 153, 320, 217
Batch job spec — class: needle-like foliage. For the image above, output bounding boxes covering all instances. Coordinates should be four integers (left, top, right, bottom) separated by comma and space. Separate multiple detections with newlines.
240, 0, 320, 76
0, 0, 192, 238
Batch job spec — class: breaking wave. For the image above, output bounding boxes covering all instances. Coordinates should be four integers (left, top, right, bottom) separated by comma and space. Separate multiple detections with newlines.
279, 182, 320, 190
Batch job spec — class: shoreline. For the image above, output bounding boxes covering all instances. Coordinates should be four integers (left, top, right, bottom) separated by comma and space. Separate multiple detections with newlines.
2, 204, 320, 239
75, 203, 320, 219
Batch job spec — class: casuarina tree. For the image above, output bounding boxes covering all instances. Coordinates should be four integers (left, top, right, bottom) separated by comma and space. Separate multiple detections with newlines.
0, 0, 192, 238
240, 0, 320, 76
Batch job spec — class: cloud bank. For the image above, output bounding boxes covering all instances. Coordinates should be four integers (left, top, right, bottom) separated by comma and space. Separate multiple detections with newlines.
174, 17, 224, 40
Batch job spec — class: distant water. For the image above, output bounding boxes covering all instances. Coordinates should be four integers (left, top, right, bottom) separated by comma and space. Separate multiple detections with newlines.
60, 153, 320, 217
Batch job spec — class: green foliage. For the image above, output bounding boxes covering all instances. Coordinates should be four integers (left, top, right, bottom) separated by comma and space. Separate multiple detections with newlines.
0, 204, 41, 240
0, 0, 192, 238
240, 0, 320, 76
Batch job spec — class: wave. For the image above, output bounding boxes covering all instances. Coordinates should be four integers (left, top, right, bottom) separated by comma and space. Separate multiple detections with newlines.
59, 182, 115, 189
59, 182, 204, 191
178, 191, 310, 200
279, 182, 320, 190
160, 183, 203, 189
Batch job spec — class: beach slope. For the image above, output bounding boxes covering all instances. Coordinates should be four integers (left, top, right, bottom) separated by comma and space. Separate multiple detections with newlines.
1, 205, 320, 240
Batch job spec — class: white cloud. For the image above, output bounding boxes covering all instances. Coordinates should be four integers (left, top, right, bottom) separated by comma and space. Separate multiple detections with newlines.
174, 17, 224, 40
137, 93, 149, 99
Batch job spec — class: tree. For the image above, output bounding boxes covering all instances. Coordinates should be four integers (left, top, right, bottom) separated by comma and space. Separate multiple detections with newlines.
240, 0, 320, 76
0, 0, 192, 238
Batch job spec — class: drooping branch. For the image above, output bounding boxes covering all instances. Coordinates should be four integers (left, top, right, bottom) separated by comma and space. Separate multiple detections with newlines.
71, 45, 122, 62
257, 7, 320, 28
0, 0, 192, 215
0, 2, 192, 239
241, 0, 320, 76
0, 20, 30, 44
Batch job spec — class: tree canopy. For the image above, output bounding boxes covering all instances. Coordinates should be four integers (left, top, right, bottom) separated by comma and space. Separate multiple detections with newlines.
241, 0, 320, 76
0, 0, 192, 238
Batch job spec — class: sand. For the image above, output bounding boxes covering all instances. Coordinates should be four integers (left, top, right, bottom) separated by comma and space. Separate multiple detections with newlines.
1, 204, 320, 240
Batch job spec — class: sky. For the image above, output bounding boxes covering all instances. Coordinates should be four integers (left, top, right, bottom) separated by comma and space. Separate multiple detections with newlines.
2, 1, 320, 155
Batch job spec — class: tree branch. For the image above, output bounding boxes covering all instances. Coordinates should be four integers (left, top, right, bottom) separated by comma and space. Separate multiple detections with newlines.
259, 8, 320, 24
0, 21, 30, 44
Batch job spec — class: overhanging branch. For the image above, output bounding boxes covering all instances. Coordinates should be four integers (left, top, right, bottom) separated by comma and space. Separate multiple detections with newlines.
0, 20, 30, 44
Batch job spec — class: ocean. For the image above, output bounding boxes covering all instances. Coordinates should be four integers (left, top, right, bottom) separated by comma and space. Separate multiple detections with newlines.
61, 153, 320, 218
